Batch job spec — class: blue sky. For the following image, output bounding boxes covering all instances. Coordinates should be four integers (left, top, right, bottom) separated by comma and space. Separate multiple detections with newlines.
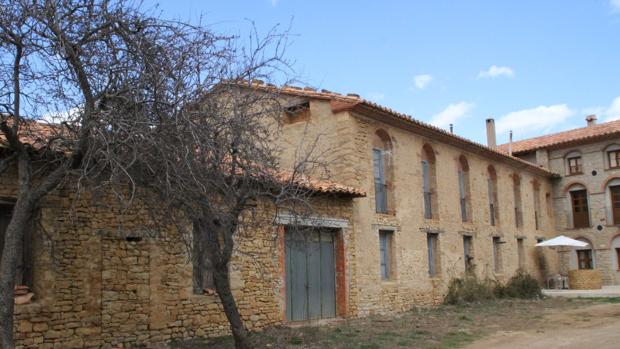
146, 0, 620, 144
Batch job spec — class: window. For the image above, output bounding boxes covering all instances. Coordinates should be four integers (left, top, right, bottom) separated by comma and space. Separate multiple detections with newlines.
533, 181, 541, 230
487, 166, 499, 226
513, 174, 522, 228
427, 233, 439, 277
492, 236, 503, 273
458, 155, 471, 223
373, 130, 393, 214
577, 250, 593, 269
571, 238, 595, 270
283, 100, 311, 124
609, 150, 620, 169
463, 235, 473, 272
567, 156, 582, 175
616, 248, 620, 270
373, 149, 388, 213
0, 203, 33, 288
517, 238, 525, 269
570, 189, 590, 228
192, 222, 214, 295
610, 185, 620, 225
379, 231, 393, 280
422, 144, 437, 219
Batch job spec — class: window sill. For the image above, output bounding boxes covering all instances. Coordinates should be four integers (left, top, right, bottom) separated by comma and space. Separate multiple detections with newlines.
565, 172, 583, 177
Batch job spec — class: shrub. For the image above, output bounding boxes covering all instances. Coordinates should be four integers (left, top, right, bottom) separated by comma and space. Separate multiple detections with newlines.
444, 274, 495, 305
444, 271, 541, 304
502, 270, 542, 299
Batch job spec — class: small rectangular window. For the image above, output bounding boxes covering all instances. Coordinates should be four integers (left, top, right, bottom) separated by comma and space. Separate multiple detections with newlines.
577, 249, 593, 270
427, 233, 439, 277
0, 203, 33, 288
568, 156, 582, 174
493, 237, 503, 273
463, 235, 473, 272
609, 150, 620, 169
616, 248, 620, 270
379, 231, 393, 280
517, 238, 525, 269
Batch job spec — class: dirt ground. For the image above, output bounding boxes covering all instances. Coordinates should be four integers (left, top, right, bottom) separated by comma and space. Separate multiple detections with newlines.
169, 298, 620, 349
465, 299, 620, 349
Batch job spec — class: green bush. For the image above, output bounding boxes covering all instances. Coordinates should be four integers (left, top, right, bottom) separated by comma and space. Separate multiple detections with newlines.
444, 270, 541, 304
444, 274, 495, 305
502, 269, 542, 299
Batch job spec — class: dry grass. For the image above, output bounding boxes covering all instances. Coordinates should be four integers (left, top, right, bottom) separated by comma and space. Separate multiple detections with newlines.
169, 298, 600, 349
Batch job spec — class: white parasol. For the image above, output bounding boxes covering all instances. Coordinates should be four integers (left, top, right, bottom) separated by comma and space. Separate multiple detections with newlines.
535, 235, 589, 247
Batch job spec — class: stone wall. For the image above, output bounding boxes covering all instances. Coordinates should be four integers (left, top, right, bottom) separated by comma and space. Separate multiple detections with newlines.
1, 168, 356, 348
277, 98, 558, 316
542, 138, 620, 285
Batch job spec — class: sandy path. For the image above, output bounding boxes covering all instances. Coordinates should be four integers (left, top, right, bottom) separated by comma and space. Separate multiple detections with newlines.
465, 303, 620, 349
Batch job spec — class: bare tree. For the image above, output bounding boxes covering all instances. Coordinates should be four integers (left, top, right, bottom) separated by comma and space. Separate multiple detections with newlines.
0, 1, 293, 348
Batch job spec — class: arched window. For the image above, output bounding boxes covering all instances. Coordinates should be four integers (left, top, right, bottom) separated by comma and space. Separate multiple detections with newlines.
567, 184, 590, 228
604, 144, 620, 170
422, 144, 438, 219
604, 178, 620, 225
564, 150, 583, 175
513, 174, 522, 228
533, 180, 541, 230
457, 155, 471, 222
487, 166, 499, 226
372, 129, 393, 214
569, 237, 595, 270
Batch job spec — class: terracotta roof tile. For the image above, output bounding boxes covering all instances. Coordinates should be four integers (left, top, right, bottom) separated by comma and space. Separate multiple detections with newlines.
234, 81, 555, 177
497, 119, 620, 154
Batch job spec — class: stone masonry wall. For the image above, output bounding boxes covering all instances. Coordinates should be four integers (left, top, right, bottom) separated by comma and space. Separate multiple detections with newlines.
1, 168, 356, 348
276, 98, 558, 316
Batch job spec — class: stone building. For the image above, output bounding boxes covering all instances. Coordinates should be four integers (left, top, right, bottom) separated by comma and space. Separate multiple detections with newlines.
498, 115, 620, 286
267, 83, 558, 315
0, 165, 362, 348
8, 81, 618, 347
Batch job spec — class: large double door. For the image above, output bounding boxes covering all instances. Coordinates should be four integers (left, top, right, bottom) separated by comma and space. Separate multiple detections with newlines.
285, 228, 336, 321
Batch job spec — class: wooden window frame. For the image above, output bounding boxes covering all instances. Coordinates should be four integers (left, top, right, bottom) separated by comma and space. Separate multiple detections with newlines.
373, 148, 389, 214
570, 189, 590, 229
567, 156, 582, 175
610, 185, 620, 225
616, 248, 620, 271
608, 150, 620, 169
577, 249, 593, 270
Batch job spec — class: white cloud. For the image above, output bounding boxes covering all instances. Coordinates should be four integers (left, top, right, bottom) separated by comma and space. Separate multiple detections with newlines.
430, 101, 475, 129
414, 74, 433, 89
496, 104, 575, 135
270, 0, 279, 6
604, 96, 620, 121
478, 65, 515, 79
611, 0, 620, 12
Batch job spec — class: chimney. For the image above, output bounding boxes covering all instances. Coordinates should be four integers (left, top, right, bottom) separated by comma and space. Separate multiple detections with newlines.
486, 118, 497, 149
509, 130, 513, 156
586, 114, 597, 127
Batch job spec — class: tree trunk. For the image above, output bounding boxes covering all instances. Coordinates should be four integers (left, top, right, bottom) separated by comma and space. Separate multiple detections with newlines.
213, 263, 251, 349
0, 198, 33, 349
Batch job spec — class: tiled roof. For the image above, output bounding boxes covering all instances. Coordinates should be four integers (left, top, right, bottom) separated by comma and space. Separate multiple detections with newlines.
497, 119, 620, 155
235, 80, 555, 177
1, 117, 364, 197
